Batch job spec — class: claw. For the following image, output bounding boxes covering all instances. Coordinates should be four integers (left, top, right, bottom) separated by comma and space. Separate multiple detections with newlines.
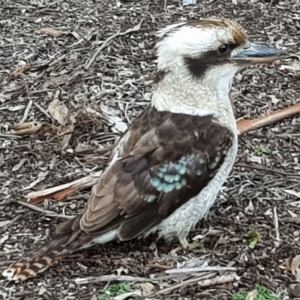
170, 237, 204, 256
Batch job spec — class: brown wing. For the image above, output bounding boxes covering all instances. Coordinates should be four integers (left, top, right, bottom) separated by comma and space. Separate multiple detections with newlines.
57, 108, 233, 241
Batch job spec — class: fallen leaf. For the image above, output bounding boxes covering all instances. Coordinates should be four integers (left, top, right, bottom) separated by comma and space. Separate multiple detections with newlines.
291, 254, 300, 281
48, 98, 69, 125
12, 158, 27, 172
0, 105, 25, 111
8, 64, 33, 80
40, 27, 64, 38
0, 220, 13, 227
56, 115, 76, 136
11, 122, 43, 135
100, 103, 128, 133
245, 289, 258, 300
279, 61, 300, 72
21, 171, 49, 191
140, 283, 155, 297
284, 189, 300, 199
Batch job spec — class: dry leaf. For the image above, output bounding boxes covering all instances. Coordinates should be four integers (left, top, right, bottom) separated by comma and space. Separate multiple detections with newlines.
8, 64, 33, 80
48, 99, 69, 125
0, 105, 25, 111
40, 27, 64, 38
56, 115, 76, 136
12, 158, 27, 172
57, 115, 76, 149
291, 254, 300, 281
140, 283, 155, 297
245, 289, 258, 300
284, 189, 300, 199
11, 122, 43, 135
279, 61, 300, 72
21, 171, 49, 191
100, 103, 128, 133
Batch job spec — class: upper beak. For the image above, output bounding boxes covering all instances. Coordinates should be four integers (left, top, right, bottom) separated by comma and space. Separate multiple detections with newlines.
231, 42, 286, 64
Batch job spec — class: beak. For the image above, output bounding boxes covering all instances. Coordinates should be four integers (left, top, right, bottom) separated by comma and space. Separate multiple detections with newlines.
231, 42, 286, 64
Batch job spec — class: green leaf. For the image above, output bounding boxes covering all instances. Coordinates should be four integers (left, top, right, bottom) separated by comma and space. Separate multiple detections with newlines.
98, 283, 132, 300
248, 227, 260, 249
233, 292, 247, 300
249, 238, 258, 249
98, 294, 108, 300
233, 286, 280, 300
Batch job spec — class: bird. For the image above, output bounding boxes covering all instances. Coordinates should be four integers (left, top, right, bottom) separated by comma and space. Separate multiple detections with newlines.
3, 17, 283, 282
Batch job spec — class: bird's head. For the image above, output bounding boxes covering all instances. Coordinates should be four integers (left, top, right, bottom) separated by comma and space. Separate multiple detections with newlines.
155, 17, 283, 83
152, 18, 284, 119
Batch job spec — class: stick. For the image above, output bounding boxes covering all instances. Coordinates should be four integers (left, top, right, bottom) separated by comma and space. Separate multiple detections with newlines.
148, 273, 217, 297
26, 170, 102, 204
16, 200, 74, 219
25, 104, 300, 205
20, 100, 32, 124
85, 20, 143, 70
74, 274, 153, 284
165, 266, 237, 274
197, 273, 240, 287
235, 163, 300, 177
33, 101, 52, 119
237, 102, 300, 134
148, 276, 206, 297
0, 216, 20, 235
8, 64, 33, 80
273, 206, 281, 248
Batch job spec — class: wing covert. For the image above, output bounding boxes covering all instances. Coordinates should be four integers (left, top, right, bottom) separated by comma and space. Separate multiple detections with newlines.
57, 108, 234, 241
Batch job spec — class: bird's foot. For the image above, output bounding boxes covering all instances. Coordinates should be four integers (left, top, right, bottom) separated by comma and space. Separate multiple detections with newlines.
170, 237, 203, 256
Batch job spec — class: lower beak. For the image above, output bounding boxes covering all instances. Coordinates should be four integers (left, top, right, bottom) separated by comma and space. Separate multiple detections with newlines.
232, 42, 286, 64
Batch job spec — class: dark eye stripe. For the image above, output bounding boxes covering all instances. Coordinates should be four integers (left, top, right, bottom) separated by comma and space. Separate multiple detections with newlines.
184, 44, 238, 78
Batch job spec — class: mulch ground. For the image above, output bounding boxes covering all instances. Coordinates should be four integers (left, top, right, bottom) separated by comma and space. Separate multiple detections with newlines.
1, 0, 300, 299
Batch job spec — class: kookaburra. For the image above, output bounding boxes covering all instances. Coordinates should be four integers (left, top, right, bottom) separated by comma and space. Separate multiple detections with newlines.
3, 18, 283, 281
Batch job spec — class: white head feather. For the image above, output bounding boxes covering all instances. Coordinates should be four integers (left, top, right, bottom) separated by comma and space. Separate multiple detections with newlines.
151, 18, 248, 126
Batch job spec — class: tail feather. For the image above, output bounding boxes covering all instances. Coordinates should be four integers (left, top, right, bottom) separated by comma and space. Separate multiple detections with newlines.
2, 231, 91, 281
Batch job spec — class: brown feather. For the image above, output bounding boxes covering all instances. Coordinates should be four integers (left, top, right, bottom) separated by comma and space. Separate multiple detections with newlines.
4, 107, 233, 281
3, 232, 92, 281
78, 107, 233, 239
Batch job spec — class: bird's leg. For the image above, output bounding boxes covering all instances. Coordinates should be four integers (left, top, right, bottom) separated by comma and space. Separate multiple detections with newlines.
170, 236, 204, 256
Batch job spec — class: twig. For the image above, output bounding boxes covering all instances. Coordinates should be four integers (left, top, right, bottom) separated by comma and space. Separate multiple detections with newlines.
85, 20, 143, 70
281, 217, 300, 225
26, 170, 102, 204
0, 216, 20, 235
16, 200, 74, 219
165, 266, 237, 274
147, 263, 173, 270
8, 64, 33, 80
0, 133, 21, 139
29, 89, 52, 94
148, 274, 213, 297
20, 100, 32, 124
74, 274, 153, 284
273, 206, 281, 248
198, 273, 240, 287
235, 163, 300, 177
237, 102, 300, 134
33, 101, 52, 119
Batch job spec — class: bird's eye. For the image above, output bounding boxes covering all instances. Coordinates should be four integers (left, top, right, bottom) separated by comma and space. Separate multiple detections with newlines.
218, 44, 230, 55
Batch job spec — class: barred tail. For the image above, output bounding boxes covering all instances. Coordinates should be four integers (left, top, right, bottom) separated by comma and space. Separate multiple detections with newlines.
2, 231, 91, 281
